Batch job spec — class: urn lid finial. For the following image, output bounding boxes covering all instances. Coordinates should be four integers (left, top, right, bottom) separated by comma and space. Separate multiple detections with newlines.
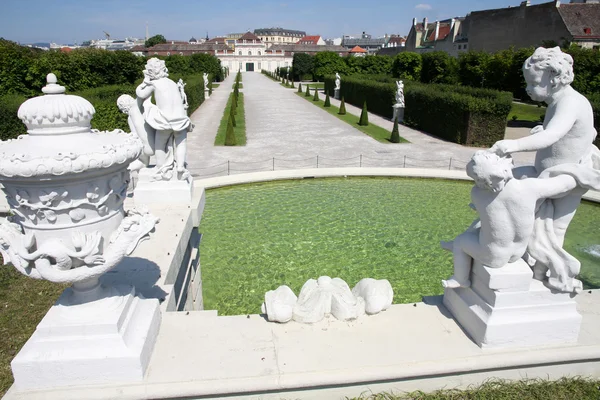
17, 73, 95, 135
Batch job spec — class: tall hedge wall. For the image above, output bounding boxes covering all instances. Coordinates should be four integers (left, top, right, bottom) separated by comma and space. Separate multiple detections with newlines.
0, 74, 205, 139
325, 74, 512, 147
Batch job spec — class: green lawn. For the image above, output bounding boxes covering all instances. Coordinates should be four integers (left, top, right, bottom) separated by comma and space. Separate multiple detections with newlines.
214, 92, 246, 146
296, 92, 408, 143
211, 83, 220, 89
232, 83, 243, 89
349, 378, 600, 399
303, 82, 324, 89
508, 102, 546, 122
0, 267, 66, 396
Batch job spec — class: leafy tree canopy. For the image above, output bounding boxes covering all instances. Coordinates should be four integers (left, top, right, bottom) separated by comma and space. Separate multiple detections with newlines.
145, 34, 167, 48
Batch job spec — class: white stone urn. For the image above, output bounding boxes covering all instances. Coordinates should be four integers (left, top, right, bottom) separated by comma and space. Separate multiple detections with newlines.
1, 74, 161, 390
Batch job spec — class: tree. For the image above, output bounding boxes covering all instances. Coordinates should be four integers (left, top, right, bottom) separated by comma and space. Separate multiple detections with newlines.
313, 51, 348, 81
390, 115, 400, 143
391, 52, 422, 81
225, 117, 237, 146
421, 51, 459, 84
458, 51, 490, 87
361, 55, 394, 75
145, 34, 167, 48
292, 53, 314, 80
324, 93, 331, 107
339, 96, 346, 115
358, 101, 369, 126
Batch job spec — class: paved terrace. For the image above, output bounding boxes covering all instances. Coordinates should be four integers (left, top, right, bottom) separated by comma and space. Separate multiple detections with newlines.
187, 73, 535, 177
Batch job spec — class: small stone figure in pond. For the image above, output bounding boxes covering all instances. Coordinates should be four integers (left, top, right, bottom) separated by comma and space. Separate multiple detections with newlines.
335, 72, 341, 90
441, 151, 577, 289
395, 80, 405, 107
489, 46, 600, 292
117, 94, 155, 171
135, 58, 192, 180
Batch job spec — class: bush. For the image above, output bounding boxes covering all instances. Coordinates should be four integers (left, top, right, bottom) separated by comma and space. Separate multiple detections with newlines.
324, 93, 331, 107
298, 82, 302, 93
421, 51, 459, 84
391, 52, 422, 81
292, 53, 314, 81
403, 83, 512, 146
313, 87, 319, 101
339, 97, 346, 115
358, 101, 369, 126
458, 51, 490, 88
0, 94, 27, 140
224, 117, 236, 146
324, 74, 396, 118
587, 93, 600, 148
313, 52, 348, 81
390, 115, 400, 143
305, 84, 311, 97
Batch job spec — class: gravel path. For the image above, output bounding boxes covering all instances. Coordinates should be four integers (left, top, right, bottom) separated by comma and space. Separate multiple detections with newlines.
186, 73, 534, 177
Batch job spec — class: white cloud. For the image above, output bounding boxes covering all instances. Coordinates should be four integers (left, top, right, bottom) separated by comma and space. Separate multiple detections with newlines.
415, 4, 432, 10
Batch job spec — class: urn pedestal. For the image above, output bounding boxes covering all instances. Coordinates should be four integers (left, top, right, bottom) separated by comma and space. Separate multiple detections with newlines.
443, 259, 582, 348
334, 88, 340, 100
134, 167, 194, 205
1, 74, 161, 391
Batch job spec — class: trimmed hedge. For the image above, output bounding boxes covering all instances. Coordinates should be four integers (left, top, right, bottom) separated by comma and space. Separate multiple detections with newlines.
588, 94, 600, 148
324, 74, 512, 147
0, 74, 205, 139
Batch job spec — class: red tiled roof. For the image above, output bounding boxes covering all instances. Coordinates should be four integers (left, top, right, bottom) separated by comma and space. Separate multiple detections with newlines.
298, 35, 321, 44
239, 31, 261, 41
60, 47, 73, 53
427, 25, 451, 42
205, 37, 227, 44
349, 45, 367, 53
558, 3, 600, 39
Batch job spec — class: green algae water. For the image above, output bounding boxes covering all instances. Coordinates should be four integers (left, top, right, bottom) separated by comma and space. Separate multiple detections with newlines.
199, 177, 600, 316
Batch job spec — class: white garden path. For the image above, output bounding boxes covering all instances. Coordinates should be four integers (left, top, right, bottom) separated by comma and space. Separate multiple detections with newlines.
187, 72, 535, 177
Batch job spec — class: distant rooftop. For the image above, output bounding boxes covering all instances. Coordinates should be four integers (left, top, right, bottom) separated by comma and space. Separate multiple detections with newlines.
254, 27, 306, 37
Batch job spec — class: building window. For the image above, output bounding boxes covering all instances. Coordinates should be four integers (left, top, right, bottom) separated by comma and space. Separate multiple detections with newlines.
248, 50, 251, 55
239, 62, 242, 70
258, 62, 261, 69
239, 51, 242, 55
258, 51, 261, 55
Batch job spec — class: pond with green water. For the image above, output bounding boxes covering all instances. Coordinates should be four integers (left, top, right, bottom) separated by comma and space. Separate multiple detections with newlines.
199, 177, 600, 316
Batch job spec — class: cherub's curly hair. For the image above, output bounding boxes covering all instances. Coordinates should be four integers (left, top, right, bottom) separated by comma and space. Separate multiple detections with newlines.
523, 46, 574, 88
467, 151, 514, 191
144, 57, 169, 80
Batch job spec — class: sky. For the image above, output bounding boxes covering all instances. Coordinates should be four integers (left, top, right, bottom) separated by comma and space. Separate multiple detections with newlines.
1, 0, 553, 45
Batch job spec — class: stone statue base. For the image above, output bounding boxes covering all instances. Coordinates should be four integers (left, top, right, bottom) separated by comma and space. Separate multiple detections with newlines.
134, 167, 194, 205
443, 259, 581, 348
334, 89, 340, 100
392, 104, 404, 123
204, 89, 210, 100
11, 283, 161, 390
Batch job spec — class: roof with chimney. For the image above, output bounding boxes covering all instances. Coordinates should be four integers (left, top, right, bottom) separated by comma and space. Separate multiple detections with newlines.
557, 3, 600, 39
267, 43, 348, 54
239, 31, 262, 41
147, 43, 229, 52
298, 35, 322, 45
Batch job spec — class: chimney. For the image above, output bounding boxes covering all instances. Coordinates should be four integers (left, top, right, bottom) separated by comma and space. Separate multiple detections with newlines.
423, 17, 428, 28
554, 0, 561, 7
434, 20, 440, 41
450, 18, 456, 30
412, 17, 417, 26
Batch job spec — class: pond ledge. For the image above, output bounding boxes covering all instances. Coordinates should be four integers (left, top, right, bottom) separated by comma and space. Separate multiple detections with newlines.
4, 168, 599, 400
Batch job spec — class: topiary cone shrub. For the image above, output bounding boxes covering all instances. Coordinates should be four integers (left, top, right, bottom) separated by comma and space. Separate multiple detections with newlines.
209, 81, 213, 95
313, 87, 319, 101
390, 115, 400, 143
305, 85, 311, 97
339, 96, 346, 115
229, 102, 237, 127
225, 117, 237, 146
324, 93, 331, 107
358, 101, 369, 126
298, 83, 303, 93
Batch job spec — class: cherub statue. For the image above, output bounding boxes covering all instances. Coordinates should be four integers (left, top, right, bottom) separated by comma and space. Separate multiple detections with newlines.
395, 80, 405, 107
203, 73, 209, 90
441, 151, 578, 290
117, 94, 155, 171
489, 47, 600, 292
135, 58, 191, 180
335, 73, 341, 90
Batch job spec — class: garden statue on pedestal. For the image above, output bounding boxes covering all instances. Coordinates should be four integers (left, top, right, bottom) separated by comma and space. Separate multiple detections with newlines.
393, 80, 405, 123
442, 47, 600, 348
334, 72, 341, 99
134, 58, 192, 182
203, 72, 210, 99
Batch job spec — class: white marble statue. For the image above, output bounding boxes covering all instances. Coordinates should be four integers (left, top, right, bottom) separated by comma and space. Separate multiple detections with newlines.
335, 73, 341, 91
443, 47, 600, 294
261, 276, 393, 323
395, 80, 405, 108
203, 72, 209, 91
117, 95, 154, 172
135, 58, 192, 181
441, 151, 578, 290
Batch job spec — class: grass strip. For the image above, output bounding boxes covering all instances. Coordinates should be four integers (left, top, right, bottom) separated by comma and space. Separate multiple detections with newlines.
348, 377, 600, 399
211, 83, 220, 89
508, 102, 546, 122
0, 267, 66, 396
232, 83, 243, 89
215, 92, 246, 146
296, 92, 408, 144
